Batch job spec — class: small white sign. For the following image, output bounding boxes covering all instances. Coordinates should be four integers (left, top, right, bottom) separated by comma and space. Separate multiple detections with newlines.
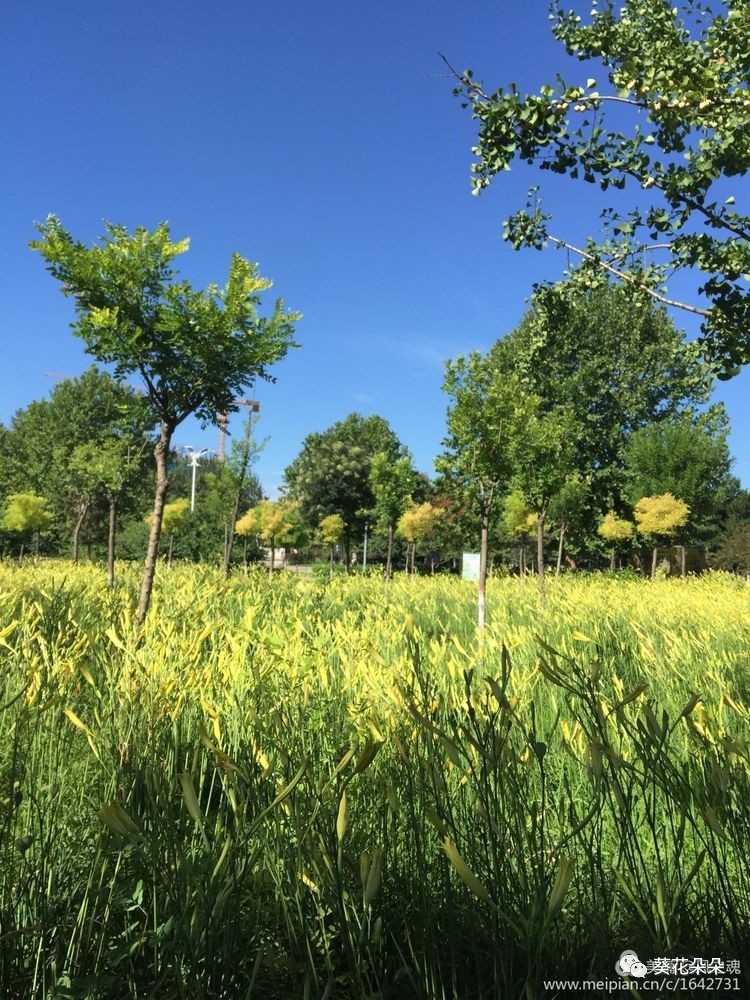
462, 552, 480, 581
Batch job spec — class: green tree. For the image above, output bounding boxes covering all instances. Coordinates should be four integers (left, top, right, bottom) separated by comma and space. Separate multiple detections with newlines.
2, 367, 154, 557
624, 410, 733, 562
283, 414, 403, 564
2, 493, 53, 560
319, 513, 345, 578
222, 413, 268, 577
634, 493, 690, 577
32, 217, 298, 623
506, 401, 576, 588
489, 283, 711, 517
453, 0, 750, 374
547, 473, 590, 575
598, 512, 635, 571
438, 355, 533, 625
369, 452, 416, 579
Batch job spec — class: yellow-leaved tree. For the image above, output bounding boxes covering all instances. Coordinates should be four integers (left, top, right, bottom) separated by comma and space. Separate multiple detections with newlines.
235, 507, 260, 574
634, 494, 690, 579
397, 502, 442, 574
597, 513, 635, 571
254, 500, 299, 576
319, 514, 345, 579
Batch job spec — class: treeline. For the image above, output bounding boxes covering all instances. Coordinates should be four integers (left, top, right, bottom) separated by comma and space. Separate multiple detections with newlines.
3, 284, 747, 583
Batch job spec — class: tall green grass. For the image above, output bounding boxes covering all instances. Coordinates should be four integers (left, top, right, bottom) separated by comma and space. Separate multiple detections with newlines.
0, 563, 748, 998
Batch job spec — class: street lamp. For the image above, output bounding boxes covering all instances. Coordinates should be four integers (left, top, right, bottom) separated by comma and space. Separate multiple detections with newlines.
180, 447, 210, 511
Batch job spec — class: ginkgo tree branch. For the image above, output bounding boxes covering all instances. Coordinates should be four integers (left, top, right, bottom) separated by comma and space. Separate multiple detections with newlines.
547, 235, 712, 318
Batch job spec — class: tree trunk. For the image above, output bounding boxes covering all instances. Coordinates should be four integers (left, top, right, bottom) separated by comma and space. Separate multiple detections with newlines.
223, 491, 242, 578
536, 513, 545, 590
386, 523, 393, 580
269, 541, 275, 578
243, 536, 248, 575
18, 542, 25, 564
137, 420, 173, 626
556, 523, 565, 577
610, 545, 616, 571
330, 544, 334, 580
411, 543, 416, 575
71, 503, 88, 565
167, 533, 175, 569
680, 544, 686, 577
651, 545, 658, 579
107, 499, 117, 589
478, 506, 489, 629
35, 531, 40, 562
518, 544, 523, 577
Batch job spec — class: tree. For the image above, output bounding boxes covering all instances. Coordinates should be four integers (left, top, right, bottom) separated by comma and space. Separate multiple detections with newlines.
501, 490, 537, 577
254, 500, 299, 576
489, 283, 711, 517
235, 507, 261, 574
283, 414, 403, 563
154, 498, 191, 569
452, 0, 750, 374
1, 367, 154, 557
369, 452, 416, 579
2, 493, 53, 560
438, 356, 533, 625
598, 512, 635, 571
624, 409, 733, 561
319, 514, 345, 578
547, 474, 589, 575
506, 401, 576, 588
634, 493, 690, 577
32, 218, 298, 623
397, 502, 442, 574
222, 413, 268, 577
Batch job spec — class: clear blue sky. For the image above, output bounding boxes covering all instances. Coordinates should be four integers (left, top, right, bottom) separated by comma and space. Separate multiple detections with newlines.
4, 1, 749, 494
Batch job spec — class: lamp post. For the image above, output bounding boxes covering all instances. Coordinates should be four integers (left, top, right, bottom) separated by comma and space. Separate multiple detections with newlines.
181, 447, 210, 511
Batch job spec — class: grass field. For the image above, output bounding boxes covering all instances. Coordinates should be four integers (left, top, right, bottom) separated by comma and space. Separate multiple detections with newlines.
1, 563, 748, 998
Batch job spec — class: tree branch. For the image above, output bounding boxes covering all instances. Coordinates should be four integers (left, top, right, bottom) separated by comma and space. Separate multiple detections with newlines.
547, 235, 712, 318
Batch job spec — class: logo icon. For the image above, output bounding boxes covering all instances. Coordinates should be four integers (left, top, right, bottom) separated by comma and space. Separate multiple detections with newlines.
615, 950, 649, 978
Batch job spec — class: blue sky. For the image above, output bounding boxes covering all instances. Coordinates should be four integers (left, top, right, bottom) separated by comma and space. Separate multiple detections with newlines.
4, 1, 749, 495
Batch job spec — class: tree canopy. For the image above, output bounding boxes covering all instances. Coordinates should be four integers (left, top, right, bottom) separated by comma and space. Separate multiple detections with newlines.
454, 0, 750, 374
31, 218, 299, 622
283, 413, 404, 559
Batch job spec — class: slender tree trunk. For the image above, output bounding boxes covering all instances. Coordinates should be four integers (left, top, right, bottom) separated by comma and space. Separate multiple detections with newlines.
680, 544, 686, 577
224, 492, 242, 578
411, 543, 416, 575
329, 544, 334, 580
107, 498, 117, 589
430, 556, 434, 575
556, 523, 565, 577
269, 541, 275, 578
386, 523, 393, 580
243, 536, 248, 575
137, 420, 174, 626
18, 543, 24, 564
35, 531, 40, 562
610, 545, 616, 571
518, 544, 523, 577
536, 513, 545, 590
478, 506, 489, 629
167, 533, 175, 568
651, 545, 658, 579
71, 503, 88, 565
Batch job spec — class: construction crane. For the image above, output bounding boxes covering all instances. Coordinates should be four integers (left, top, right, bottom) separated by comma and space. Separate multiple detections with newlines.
217, 399, 260, 462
